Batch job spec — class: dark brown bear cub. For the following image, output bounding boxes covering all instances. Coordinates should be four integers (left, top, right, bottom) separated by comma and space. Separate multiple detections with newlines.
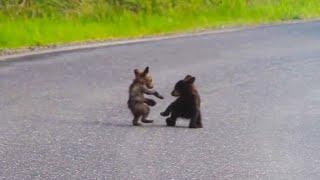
160, 75, 202, 128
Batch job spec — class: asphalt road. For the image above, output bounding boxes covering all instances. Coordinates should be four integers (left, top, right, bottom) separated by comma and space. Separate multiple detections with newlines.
1, 21, 320, 179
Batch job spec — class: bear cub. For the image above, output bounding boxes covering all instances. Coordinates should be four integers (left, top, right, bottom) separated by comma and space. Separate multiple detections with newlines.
160, 75, 202, 128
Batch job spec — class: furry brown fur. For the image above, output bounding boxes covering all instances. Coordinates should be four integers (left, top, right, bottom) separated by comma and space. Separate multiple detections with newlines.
128, 67, 163, 126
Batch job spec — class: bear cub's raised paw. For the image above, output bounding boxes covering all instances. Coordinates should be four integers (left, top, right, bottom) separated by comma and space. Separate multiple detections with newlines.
160, 111, 170, 117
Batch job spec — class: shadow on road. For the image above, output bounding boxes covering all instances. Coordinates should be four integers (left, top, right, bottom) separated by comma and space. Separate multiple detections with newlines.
82, 120, 188, 129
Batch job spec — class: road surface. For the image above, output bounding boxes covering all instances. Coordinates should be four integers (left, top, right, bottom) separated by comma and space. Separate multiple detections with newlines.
1, 21, 320, 179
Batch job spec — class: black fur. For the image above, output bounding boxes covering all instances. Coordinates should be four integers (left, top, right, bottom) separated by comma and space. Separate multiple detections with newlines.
161, 75, 202, 128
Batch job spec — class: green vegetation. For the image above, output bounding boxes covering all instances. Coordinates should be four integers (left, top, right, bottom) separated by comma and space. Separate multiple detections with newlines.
1, 0, 320, 48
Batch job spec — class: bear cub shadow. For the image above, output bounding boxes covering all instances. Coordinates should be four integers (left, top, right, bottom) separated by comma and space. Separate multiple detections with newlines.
160, 75, 203, 128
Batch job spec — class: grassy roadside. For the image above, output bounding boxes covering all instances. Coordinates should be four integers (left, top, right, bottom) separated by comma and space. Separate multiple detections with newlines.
1, 0, 320, 49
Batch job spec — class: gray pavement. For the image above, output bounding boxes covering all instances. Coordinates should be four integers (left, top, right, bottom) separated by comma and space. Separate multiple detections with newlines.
1, 21, 320, 179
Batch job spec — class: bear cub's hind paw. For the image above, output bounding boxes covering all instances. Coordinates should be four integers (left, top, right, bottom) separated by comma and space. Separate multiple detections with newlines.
166, 118, 176, 126
141, 119, 154, 123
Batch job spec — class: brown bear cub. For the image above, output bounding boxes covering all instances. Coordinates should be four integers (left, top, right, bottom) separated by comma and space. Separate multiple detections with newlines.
128, 67, 164, 126
160, 75, 202, 128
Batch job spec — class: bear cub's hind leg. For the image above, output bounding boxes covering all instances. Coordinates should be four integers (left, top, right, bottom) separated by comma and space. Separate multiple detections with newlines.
166, 112, 178, 127
132, 115, 142, 126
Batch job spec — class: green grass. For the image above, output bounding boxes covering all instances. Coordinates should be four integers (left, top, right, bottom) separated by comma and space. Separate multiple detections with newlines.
1, 0, 320, 49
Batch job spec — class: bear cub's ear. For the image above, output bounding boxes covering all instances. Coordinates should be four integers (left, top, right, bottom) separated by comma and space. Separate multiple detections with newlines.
143, 66, 149, 75
184, 75, 195, 84
134, 69, 141, 76
184, 75, 192, 80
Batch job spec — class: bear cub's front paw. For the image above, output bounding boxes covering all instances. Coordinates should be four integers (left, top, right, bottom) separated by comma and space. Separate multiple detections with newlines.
160, 111, 170, 117
146, 99, 156, 106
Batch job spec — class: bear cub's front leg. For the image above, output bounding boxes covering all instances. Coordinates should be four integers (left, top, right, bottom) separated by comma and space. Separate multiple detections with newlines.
160, 103, 174, 117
